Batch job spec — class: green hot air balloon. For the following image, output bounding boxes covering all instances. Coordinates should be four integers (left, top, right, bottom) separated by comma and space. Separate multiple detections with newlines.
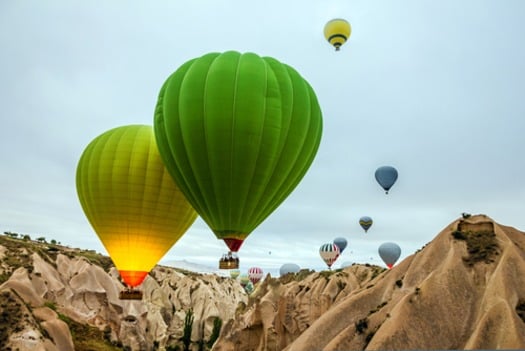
154, 51, 323, 268
76, 125, 197, 297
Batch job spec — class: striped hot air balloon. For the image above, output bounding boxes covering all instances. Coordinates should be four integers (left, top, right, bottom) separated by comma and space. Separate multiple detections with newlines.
248, 267, 264, 285
324, 18, 352, 51
319, 243, 340, 269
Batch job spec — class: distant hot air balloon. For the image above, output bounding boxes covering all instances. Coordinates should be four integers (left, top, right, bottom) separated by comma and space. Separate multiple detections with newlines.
248, 267, 264, 285
375, 166, 398, 194
229, 269, 240, 279
154, 51, 323, 269
244, 281, 254, 294
333, 237, 348, 253
378, 242, 401, 269
359, 216, 373, 233
324, 18, 351, 51
76, 125, 197, 299
319, 243, 340, 269
239, 274, 250, 288
280, 263, 301, 276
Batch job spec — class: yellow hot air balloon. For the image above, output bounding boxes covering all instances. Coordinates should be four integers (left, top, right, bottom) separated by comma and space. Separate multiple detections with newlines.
324, 18, 351, 51
76, 125, 197, 298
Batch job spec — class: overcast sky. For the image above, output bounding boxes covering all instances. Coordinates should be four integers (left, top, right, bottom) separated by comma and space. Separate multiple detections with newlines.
1, 1, 524, 276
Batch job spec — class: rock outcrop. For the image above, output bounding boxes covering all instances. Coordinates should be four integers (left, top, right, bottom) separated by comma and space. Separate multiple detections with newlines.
213, 265, 382, 351
3, 214, 525, 351
213, 214, 525, 350
0, 239, 247, 350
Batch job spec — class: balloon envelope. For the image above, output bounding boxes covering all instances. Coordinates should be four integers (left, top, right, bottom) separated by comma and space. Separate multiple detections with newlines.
378, 242, 401, 268
324, 18, 352, 51
76, 125, 197, 288
154, 51, 323, 253
248, 267, 264, 285
319, 243, 340, 269
375, 166, 398, 194
279, 263, 301, 276
239, 274, 250, 287
333, 237, 348, 253
359, 216, 373, 232
229, 269, 240, 279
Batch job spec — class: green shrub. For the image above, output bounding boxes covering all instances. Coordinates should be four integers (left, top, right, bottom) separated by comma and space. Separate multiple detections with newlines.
207, 317, 222, 349
355, 318, 368, 334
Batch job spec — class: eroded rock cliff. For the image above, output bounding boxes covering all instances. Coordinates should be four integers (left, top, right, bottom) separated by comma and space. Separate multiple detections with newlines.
0, 239, 247, 350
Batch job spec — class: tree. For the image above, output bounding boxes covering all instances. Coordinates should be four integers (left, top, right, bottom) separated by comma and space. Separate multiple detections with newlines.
207, 317, 222, 349
181, 309, 194, 351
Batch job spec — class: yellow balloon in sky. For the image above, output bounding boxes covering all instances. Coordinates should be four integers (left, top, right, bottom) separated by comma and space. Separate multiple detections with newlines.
76, 125, 197, 288
324, 18, 352, 51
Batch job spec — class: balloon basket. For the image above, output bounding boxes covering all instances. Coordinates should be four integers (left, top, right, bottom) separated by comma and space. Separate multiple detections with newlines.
219, 252, 239, 269
219, 260, 239, 269
119, 289, 143, 300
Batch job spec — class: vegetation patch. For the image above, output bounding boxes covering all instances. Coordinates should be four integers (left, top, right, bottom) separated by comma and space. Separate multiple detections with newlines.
0, 290, 25, 348
355, 318, 368, 334
368, 301, 388, 316
451, 229, 500, 266
516, 300, 525, 323
57, 312, 122, 350
319, 270, 336, 279
370, 266, 386, 279
76, 250, 114, 273
294, 269, 315, 281
336, 280, 346, 291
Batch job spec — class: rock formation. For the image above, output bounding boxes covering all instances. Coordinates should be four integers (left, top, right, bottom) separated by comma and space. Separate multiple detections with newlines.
2, 214, 525, 350
0, 238, 247, 350
213, 214, 525, 350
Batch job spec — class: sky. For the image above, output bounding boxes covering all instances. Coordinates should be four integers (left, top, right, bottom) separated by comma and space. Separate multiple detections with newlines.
1, 1, 525, 277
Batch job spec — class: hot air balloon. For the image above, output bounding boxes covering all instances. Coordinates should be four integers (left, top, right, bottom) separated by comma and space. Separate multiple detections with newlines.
375, 166, 398, 194
359, 216, 373, 233
378, 242, 401, 269
239, 274, 250, 288
280, 263, 300, 276
324, 18, 351, 51
154, 51, 323, 269
229, 269, 240, 279
248, 267, 264, 285
319, 243, 340, 269
244, 281, 254, 294
76, 125, 197, 299
333, 237, 348, 253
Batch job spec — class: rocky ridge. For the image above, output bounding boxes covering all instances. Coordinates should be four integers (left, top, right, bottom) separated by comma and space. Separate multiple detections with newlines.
213, 214, 525, 350
0, 236, 246, 351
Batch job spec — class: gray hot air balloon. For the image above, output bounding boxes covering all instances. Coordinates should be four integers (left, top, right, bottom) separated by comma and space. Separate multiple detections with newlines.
375, 166, 398, 194
280, 263, 301, 276
333, 237, 348, 253
378, 242, 401, 269
359, 216, 373, 233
